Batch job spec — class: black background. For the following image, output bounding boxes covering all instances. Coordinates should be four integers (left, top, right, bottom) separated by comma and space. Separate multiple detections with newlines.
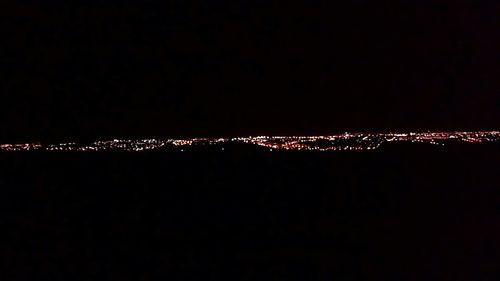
1, 1, 499, 141
0, 2, 499, 280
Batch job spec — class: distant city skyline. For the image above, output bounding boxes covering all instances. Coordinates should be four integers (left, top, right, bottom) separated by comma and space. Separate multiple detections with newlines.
1, 131, 498, 152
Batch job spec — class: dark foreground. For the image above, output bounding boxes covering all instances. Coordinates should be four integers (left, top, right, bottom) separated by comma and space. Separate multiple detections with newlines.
0, 144, 498, 280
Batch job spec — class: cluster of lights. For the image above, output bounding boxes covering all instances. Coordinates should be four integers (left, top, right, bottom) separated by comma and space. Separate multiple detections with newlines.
0, 143, 43, 151
0, 131, 499, 152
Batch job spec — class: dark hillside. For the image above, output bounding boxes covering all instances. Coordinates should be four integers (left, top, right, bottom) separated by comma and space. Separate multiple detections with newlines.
0, 145, 498, 280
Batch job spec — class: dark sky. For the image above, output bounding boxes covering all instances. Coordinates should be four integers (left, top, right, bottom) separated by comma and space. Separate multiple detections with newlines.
1, 1, 498, 141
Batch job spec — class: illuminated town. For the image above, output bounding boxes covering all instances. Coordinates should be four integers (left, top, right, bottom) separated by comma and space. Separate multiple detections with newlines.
0, 131, 499, 152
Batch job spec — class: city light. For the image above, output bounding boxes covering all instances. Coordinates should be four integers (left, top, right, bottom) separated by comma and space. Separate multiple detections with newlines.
0, 131, 499, 152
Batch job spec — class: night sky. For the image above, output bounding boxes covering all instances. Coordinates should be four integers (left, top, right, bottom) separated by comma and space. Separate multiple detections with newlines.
1, 1, 498, 142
